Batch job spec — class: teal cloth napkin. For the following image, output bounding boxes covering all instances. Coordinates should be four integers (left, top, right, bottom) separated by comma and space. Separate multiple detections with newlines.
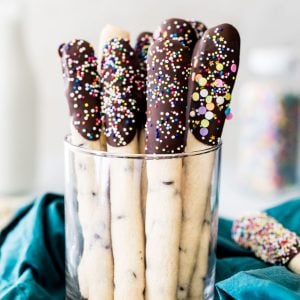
0, 194, 65, 300
216, 198, 300, 299
0, 193, 299, 299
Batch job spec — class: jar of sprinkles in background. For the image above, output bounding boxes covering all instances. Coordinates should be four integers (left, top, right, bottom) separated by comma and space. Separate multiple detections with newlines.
237, 48, 300, 195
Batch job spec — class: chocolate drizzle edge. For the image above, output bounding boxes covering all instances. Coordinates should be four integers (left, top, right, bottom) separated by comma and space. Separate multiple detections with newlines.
59, 39, 101, 141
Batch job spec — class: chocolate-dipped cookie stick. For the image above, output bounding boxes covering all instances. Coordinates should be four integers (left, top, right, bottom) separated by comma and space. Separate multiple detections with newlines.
153, 18, 198, 53
232, 213, 300, 274
59, 40, 113, 300
145, 39, 191, 300
189, 20, 207, 39
100, 31, 145, 299
183, 24, 240, 299
134, 32, 153, 219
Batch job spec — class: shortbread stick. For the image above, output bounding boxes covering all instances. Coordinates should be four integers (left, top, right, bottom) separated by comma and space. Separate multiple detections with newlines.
176, 25, 213, 299
134, 32, 153, 218
134, 31, 153, 154
186, 24, 240, 298
59, 39, 113, 300
75, 139, 113, 300
100, 35, 145, 300
232, 213, 300, 274
153, 18, 198, 53
188, 201, 211, 300
145, 39, 191, 300
178, 134, 215, 300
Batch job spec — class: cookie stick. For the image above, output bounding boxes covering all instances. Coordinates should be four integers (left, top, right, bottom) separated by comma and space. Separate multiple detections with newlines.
153, 18, 198, 53
100, 36, 145, 299
58, 40, 114, 300
134, 32, 153, 219
232, 213, 300, 274
188, 201, 211, 300
178, 139, 215, 299
185, 24, 240, 299
145, 39, 191, 300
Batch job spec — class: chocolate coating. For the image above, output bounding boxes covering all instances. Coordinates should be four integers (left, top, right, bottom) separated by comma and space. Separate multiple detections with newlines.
153, 18, 198, 53
187, 23, 240, 146
59, 39, 101, 141
145, 39, 191, 154
134, 32, 153, 128
100, 38, 142, 147
189, 20, 207, 39
135, 32, 153, 73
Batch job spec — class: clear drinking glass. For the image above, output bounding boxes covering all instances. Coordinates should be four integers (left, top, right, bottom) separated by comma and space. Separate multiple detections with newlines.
64, 134, 221, 300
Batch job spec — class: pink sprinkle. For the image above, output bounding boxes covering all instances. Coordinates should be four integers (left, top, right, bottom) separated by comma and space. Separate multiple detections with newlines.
231, 64, 237, 73
215, 79, 223, 87
226, 112, 233, 120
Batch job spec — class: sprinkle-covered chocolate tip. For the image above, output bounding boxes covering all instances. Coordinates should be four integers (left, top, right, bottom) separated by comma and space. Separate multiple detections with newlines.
135, 32, 153, 73
189, 20, 207, 39
134, 32, 153, 128
232, 213, 300, 265
59, 39, 101, 141
188, 23, 240, 146
100, 38, 142, 147
153, 18, 198, 53
145, 39, 191, 154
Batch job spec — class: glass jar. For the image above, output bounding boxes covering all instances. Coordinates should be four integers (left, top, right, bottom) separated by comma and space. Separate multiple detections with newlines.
64, 135, 221, 300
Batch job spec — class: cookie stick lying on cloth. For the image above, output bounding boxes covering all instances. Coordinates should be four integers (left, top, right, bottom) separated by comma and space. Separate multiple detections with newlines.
100, 36, 145, 300
145, 39, 191, 300
178, 24, 240, 299
153, 18, 198, 53
232, 213, 300, 274
58, 39, 114, 300
189, 20, 207, 39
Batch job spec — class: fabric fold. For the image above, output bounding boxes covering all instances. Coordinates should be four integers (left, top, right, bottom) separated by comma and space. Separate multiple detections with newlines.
0, 194, 299, 300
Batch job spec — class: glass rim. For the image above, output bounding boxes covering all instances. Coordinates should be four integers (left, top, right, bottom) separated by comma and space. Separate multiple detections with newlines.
64, 134, 222, 159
